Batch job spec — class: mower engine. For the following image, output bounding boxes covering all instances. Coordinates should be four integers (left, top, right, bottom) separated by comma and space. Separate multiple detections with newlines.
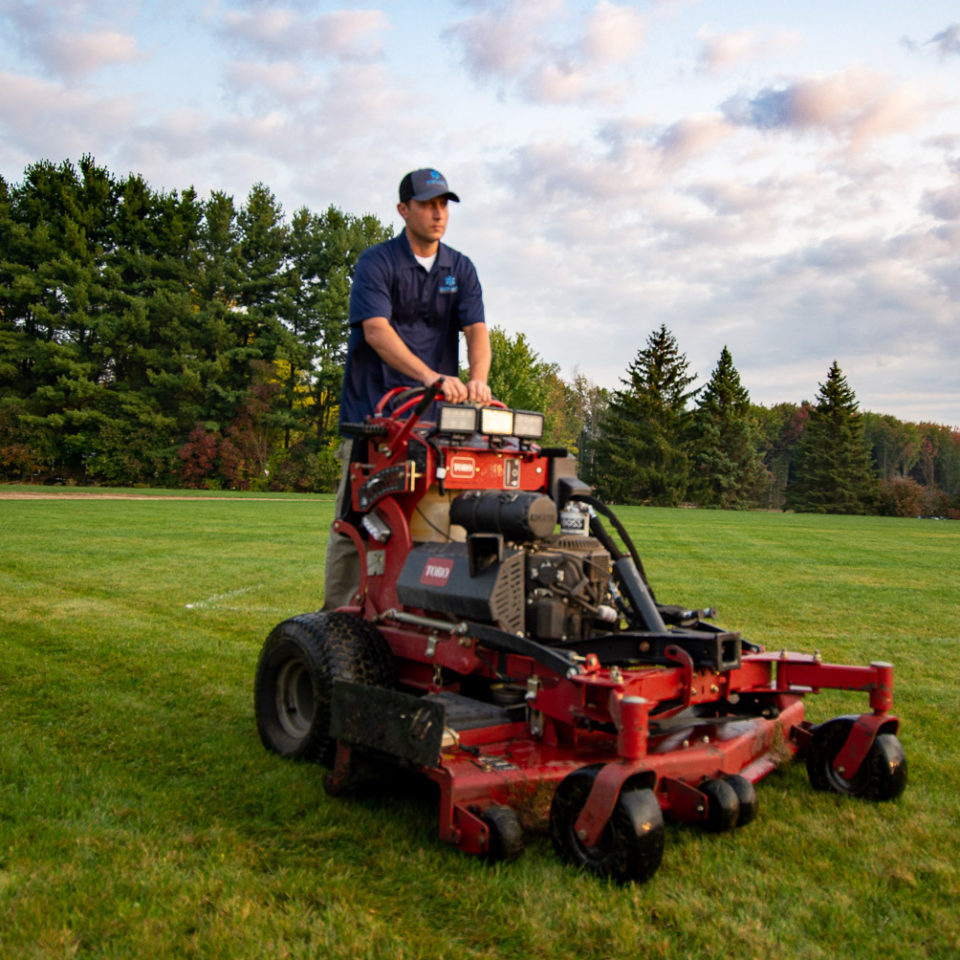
253, 384, 907, 884
397, 491, 613, 645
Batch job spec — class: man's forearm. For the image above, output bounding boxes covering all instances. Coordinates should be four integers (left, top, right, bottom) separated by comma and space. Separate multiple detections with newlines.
362, 317, 433, 382
463, 323, 492, 403
362, 317, 468, 402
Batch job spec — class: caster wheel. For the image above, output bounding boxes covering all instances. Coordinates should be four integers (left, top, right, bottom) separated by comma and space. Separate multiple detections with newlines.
724, 775, 758, 826
550, 765, 665, 884
806, 718, 907, 801
483, 806, 524, 862
700, 778, 740, 832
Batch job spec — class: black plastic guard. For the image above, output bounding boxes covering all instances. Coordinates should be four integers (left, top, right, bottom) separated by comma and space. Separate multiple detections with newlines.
330, 681, 445, 767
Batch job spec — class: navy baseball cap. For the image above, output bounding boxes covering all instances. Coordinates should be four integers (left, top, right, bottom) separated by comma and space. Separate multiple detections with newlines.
399, 169, 460, 204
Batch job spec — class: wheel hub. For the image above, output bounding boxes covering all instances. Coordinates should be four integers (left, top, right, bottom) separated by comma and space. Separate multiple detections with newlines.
275, 659, 315, 739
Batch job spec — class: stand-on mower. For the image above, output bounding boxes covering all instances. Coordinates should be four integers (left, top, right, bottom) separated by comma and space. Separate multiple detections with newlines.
254, 384, 907, 883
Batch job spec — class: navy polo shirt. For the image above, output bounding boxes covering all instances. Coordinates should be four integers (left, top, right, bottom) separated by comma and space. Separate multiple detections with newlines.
340, 229, 485, 426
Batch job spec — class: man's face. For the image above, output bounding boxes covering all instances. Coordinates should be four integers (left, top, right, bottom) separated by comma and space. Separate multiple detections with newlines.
398, 196, 449, 246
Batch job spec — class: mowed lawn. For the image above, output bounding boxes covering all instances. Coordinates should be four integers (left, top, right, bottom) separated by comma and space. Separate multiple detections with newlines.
1, 490, 958, 960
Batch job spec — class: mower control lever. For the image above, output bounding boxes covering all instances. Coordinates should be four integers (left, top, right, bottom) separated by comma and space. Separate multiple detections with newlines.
385, 379, 444, 456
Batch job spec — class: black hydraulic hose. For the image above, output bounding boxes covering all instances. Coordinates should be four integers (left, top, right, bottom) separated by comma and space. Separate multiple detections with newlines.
568, 494, 651, 586
564, 493, 666, 632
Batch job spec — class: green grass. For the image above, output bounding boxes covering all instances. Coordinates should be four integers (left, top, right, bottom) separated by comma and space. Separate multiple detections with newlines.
1, 492, 958, 959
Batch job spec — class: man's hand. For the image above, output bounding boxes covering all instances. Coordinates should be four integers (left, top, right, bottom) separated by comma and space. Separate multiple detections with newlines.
465, 378, 492, 404
432, 374, 468, 404
425, 374, 489, 405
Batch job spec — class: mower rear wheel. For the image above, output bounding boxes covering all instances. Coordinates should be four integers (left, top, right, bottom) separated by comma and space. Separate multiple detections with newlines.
724, 775, 758, 826
482, 806, 524, 863
700, 778, 740, 832
549, 765, 665, 884
254, 612, 395, 765
806, 718, 908, 801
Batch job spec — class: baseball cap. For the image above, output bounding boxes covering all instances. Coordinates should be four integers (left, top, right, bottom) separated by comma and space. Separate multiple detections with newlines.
399, 169, 460, 204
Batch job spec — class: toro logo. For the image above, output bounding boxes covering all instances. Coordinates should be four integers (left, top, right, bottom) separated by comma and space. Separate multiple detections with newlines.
449, 456, 476, 480
420, 557, 455, 587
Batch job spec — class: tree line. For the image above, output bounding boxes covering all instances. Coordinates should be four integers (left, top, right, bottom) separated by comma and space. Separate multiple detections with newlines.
535, 325, 958, 518
0, 156, 389, 490
2, 158, 958, 517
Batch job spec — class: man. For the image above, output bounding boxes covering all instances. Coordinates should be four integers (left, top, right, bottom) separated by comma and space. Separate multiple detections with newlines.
323, 168, 491, 610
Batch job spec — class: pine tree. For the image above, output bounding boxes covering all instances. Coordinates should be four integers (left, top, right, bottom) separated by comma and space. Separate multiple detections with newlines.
786, 361, 876, 514
691, 346, 767, 508
286, 205, 392, 444
592, 325, 697, 505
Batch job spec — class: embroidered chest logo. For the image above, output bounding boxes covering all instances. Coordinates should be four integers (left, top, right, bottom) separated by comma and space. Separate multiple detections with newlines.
439, 274, 458, 295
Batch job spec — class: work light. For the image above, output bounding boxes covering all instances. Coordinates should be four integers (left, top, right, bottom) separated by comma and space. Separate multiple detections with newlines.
437, 404, 479, 434
479, 407, 514, 435
512, 410, 544, 440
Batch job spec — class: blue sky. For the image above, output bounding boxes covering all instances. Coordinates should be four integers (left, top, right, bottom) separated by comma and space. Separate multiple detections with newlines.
2, 1, 959, 426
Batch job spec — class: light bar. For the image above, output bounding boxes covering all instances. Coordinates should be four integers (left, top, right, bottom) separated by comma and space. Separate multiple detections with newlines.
480, 407, 515, 436
512, 410, 544, 440
437, 404, 479, 434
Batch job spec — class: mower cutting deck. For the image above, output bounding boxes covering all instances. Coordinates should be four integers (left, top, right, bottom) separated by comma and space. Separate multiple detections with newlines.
254, 384, 907, 883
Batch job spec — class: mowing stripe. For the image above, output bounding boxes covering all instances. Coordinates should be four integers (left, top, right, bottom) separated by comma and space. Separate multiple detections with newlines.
185, 584, 264, 609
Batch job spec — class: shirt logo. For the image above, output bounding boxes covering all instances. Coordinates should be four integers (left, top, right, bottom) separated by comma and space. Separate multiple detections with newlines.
439, 274, 458, 295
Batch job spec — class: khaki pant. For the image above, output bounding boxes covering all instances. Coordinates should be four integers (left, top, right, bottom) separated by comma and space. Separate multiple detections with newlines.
322, 440, 361, 610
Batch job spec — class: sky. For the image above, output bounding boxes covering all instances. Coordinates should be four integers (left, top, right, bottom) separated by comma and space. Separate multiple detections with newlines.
1, 1, 959, 427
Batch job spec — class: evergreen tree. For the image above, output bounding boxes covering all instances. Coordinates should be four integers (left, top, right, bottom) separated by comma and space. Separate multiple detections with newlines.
691, 346, 767, 508
0, 157, 392, 487
786, 361, 876, 514
285, 205, 392, 444
592, 325, 697, 505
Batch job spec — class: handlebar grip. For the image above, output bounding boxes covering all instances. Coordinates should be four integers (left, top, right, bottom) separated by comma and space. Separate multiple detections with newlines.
411, 379, 444, 417
340, 422, 389, 438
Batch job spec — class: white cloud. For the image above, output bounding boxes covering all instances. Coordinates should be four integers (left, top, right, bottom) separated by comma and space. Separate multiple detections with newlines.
583, 2, 646, 63
721, 67, 938, 151
926, 23, 960, 58
656, 115, 732, 166
0, 71, 137, 154
220, 6, 389, 61
444, 0, 563, 84
445, 0, 645, 105
696, 26, 800, 74
51, 30, 139, 78
224, 60, 322, 106
0, 0, 140, 78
